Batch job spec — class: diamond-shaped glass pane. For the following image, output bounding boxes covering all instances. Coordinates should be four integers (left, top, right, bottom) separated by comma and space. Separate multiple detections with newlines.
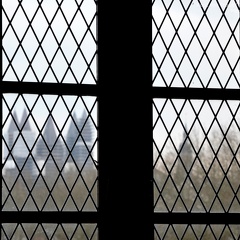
2, 94, 98, 211
153, 99, 240, 213
2, 0, 97, 83
154, 224, 240, 239
2, 223, 98, 240
152, 0, 240, 88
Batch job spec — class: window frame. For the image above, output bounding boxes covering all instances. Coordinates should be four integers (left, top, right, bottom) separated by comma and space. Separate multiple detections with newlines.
1, 82, 99, 225
1, 0, 240, 239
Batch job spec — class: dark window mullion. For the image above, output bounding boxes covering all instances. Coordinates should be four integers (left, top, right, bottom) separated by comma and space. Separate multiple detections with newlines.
152, 87, 240, 100
1, 81, 98, 96
152, 86, 240, 227
97, 0, 153, 239
1, 211, 98, 224
1, 82, 98, 226
153, 212, 240, 225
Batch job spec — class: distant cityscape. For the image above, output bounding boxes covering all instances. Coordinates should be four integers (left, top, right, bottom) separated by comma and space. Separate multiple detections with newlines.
3, 108, 96, 176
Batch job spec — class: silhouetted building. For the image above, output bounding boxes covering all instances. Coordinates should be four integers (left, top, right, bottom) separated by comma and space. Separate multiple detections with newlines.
3, 109, 94, 176
65, 110, 94, 171
7, 110, 18, 151
35, 115, 64, 175
175, 125, 194, 182
4, 109, 35, 176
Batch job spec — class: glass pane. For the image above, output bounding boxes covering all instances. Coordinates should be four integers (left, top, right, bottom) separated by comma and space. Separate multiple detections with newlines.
152, 0, 240, 88
153, 99, 240, 212
2, 0, 97, 84
154, 224, 240, 239
2, 94, 98, 211
2, 223, 98, 240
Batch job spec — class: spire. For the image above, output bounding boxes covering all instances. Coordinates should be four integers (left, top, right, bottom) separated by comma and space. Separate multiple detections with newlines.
78, 109, 94, 166
79, 109, 93, 143
19, 108, 31, 131
36, 115, 57, 159
43, 115, 57, 146
7, 111, 19, 149
8, 110, 19, 133
66, 112, 79, 148
175, 123, 194, 186
65, 112, 80, 162
36, 115, 64, 165
179, 123, 192, 161
65, 110, 94, 166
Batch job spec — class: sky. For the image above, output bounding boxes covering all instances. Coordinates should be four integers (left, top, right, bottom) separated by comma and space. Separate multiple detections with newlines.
2, 0, 98, 136
2, 0, 240, 157
152, 0, 240, 88
2, 0, 97, 84
152, 0, 240, 150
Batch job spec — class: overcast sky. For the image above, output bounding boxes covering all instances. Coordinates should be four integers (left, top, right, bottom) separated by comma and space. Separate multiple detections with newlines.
2, 0, 97, 84
2, 0, 240, 152
2, 0, 97, 137
152, 0, 240, 88
152, 0, 240, 149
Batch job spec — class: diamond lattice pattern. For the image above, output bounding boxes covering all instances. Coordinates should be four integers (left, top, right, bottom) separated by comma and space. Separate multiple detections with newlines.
2, 223, 98, 240
2, 94, 98, 211
154, 224, 240, 239
2, 0, 97, 83
153, 99, 240, 213
152, 0, 240, 88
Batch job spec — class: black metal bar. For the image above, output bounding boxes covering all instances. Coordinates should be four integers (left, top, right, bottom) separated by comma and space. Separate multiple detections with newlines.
152, 87, 240, 100
97, 0, 153, 239
3, 211, 240, 225
153, 212, 240, 225
1, 211, 99, 223
1, 81, 98, 96
3, 82, 240, 100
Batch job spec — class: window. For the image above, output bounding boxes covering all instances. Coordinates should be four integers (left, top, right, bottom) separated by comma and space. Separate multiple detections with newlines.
1, 0, 240, 239
152, 0, 240, 239
2, 0, 98, 239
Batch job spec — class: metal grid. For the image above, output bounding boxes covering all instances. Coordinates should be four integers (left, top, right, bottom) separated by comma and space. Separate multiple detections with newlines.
2, 0, 239, 239
2, 0, 97, 84
2, 94, 98, 212
153, 99, 240, 213
154, 224, 240, 239
2, 223, 98, 240
152, 0, 240, 88
152, 0, 240, 238
1, 0, 98, 239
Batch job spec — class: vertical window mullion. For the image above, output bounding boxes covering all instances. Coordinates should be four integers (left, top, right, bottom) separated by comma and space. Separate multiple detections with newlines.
98, 1, 153, 239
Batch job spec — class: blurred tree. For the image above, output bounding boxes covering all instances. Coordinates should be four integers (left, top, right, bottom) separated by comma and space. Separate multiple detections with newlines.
154, 125, 240, 239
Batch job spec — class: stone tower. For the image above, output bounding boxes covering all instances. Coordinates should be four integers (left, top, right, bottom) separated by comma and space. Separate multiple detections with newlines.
65, 110, 93, 170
